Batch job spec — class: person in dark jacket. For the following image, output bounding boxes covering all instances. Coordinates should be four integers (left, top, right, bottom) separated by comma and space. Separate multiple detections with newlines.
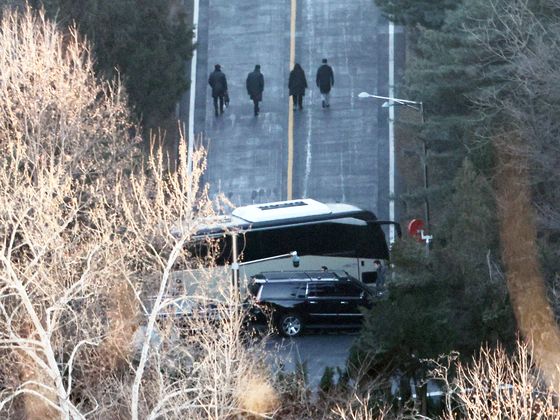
246, 64, 264, 116
208, 64, 228, 116
289, 63, 308, 111
316, 58, 334, 108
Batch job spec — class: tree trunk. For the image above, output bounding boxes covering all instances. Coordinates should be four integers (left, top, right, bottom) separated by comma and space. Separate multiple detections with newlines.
495, 135, 560, 391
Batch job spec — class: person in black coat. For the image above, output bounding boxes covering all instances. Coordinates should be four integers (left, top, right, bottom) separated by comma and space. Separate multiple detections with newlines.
289, 63, 308, 111
316, 58, 334, 108
208, 64, 228, 116
246, 65, 264, 116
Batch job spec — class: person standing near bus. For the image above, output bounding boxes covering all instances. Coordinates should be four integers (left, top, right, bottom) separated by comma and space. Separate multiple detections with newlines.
246, 64, 264, 116
316, 58, 334, 108
289, 63, 308, 110
208, 64, 228, 116
374, 260, 386, 295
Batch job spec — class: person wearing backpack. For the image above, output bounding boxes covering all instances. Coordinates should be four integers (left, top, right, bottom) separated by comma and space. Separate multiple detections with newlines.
208, 64, 228, 116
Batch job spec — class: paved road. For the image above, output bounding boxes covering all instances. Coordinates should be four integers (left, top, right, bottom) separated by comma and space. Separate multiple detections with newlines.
192, 0, 404, 219
264, 332, 358, 391
293, 2, 383, 212
194, 0, 290, 205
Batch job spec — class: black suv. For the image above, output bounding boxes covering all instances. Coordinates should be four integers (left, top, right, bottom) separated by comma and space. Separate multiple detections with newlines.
247, 270, 375, 337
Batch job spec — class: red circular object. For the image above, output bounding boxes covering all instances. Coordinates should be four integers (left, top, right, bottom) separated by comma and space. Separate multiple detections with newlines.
407, 219, 424, 240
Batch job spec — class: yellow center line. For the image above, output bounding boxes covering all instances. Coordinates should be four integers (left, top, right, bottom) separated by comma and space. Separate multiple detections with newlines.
287, 0, 297, 200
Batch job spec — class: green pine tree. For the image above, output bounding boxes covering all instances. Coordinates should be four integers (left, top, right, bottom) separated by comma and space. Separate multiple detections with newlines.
353, 159, 515, 375
374, 0, 461, 29
36, 0, 193, 128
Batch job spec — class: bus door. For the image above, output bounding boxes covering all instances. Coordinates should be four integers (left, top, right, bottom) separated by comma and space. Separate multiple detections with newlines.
358, 258, 376, 285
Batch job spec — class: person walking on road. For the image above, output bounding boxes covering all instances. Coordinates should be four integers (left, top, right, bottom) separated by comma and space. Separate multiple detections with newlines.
374, 260, 386, 296
289, 63, 308, 111
316, 58, 334, 108
208, 64, 228, 116
246, 64, 264, 116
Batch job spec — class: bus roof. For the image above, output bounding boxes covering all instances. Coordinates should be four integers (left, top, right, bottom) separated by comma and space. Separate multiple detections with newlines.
233, 199, 332, 223
192, 199, 376, 237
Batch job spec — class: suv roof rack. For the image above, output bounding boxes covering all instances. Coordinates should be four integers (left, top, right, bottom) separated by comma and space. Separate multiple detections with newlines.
252, 270, 349, 283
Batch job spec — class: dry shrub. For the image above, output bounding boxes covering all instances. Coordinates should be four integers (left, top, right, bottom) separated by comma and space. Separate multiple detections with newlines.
440, 339, 560, 419
0, 6, 136, 180
96, 280, 140, 376
236, 376, 279, 416
141, 281, 276, 419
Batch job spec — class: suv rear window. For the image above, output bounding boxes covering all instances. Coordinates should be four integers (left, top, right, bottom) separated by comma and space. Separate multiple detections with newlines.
260, 283, 306, 300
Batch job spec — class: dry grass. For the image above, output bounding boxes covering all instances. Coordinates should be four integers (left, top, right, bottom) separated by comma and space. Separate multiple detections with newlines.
236, 376, 279, 416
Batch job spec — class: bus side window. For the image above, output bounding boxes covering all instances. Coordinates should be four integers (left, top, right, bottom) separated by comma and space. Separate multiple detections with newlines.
363, 222, 389, 260
243, 230, 264, 261
186, 239, 214, 265
311, 223, 358, 257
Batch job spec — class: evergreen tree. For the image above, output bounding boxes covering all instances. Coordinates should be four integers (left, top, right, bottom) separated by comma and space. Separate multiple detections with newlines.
400, 0, 513, 224
374, 0, 460, 30
354, 159, 515, 373
36, 0, 193, 127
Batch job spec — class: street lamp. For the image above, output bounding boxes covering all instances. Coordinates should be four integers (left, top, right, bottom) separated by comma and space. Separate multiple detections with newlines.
358, 91, 430, 232
358, 92, 423, 113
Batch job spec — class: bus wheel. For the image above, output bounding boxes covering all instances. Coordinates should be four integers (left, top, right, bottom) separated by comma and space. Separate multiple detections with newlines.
278, 313, 303, 337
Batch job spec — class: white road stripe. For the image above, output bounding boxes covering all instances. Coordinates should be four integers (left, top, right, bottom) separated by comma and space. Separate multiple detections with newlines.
303, 0, 314, 198
187, 0, 200, 177
388, 21, 395, 244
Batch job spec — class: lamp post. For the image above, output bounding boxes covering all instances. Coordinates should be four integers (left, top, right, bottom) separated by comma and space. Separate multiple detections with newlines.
358, 91, 430, 232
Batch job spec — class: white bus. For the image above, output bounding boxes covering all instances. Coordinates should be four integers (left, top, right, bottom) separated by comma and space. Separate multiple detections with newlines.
185, 199, 399, 286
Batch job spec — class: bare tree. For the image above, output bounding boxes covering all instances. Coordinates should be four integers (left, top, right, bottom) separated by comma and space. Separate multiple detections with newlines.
467, 0, 560, 225
461, 0, 560, 391
0, 7, 280, 419
0, 6, 138, 418
432, 340, 560, 419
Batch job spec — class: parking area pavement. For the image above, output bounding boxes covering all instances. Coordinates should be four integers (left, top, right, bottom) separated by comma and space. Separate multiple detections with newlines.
263, 331, 358, 391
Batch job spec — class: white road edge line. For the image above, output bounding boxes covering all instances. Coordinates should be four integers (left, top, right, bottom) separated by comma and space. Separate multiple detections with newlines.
187, 0, 200, 177
388, 21, 395, 244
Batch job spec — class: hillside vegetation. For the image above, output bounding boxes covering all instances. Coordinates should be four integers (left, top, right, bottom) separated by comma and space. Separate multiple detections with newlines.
352, 0, 560, 415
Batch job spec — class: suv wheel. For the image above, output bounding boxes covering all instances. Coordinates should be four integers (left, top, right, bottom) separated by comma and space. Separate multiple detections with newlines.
278, 313, 303, 337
